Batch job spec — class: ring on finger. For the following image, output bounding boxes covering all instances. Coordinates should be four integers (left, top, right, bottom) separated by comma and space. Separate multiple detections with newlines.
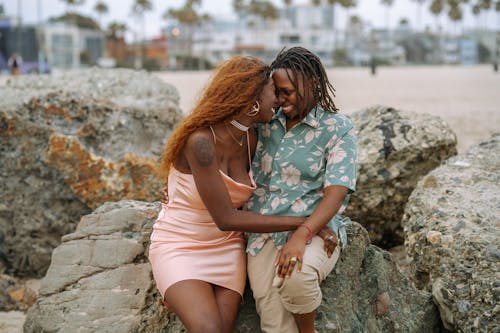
290, 256, 297, 263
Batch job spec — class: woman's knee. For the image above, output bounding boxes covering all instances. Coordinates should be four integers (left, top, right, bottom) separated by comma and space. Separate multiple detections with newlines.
186, 317, 223, 333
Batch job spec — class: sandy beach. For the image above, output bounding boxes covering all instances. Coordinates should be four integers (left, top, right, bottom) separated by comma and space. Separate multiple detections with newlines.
156, 65, 499, 153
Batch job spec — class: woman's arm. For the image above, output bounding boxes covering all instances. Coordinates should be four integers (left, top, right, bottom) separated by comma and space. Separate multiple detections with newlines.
183, 129, 303, 232
275, 185, 348, 277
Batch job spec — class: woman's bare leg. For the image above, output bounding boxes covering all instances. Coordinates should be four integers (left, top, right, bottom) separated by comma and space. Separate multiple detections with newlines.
214, 285, 242, 333
164, 279, 223, 333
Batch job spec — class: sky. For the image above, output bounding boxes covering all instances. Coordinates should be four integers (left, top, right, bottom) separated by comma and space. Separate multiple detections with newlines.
3, 0, 499, 39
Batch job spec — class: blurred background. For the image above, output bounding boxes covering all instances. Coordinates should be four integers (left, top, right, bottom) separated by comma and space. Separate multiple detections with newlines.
1, 0, 499, 73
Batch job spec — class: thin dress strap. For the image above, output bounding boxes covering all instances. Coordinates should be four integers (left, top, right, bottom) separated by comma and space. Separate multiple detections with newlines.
246, 131, 252, 166
246, 131, 256, 182
209, 126, 217, 144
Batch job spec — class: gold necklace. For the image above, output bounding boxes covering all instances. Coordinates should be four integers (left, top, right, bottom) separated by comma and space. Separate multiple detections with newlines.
225, 123, 244, 146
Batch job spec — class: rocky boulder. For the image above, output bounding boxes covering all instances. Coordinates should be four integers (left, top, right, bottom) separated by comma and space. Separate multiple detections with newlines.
402, 133, 499, 332
25, 200, 440, 332
346, 106, 457, 247
0, 68, 182, 278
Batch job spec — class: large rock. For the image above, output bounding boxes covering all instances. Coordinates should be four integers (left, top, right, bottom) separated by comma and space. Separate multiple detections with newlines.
0, 68, 182, 278
346, 106, 457, 247
25, 200, 440, 332
24, 201, 169, 333
402, 133, 499, 332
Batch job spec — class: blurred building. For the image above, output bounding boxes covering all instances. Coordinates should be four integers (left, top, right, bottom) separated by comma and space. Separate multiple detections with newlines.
164, 3, 338, 68
0, 16, 49, 74
42, 22, 104, 69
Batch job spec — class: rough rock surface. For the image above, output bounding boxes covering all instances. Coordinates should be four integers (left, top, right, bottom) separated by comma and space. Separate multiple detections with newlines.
0, 274, 37, 312
25, 200, 440, 332
24, 201, 169, 333
346, 106, 457, 247
0, 69, 182, 278
402, 133, 499, 332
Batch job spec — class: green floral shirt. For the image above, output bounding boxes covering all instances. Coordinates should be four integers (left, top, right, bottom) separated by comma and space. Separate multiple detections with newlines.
246, 106, 357, 256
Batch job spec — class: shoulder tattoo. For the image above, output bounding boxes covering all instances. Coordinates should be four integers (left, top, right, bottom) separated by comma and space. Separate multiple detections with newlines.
192, 136, 214, 167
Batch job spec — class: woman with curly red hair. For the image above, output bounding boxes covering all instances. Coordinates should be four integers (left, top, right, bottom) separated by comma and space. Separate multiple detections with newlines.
148, 56, 306, 333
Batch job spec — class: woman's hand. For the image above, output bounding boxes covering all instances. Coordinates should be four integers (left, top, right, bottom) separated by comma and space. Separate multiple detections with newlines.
274, 229, 309, 279
317, 226, 338, 258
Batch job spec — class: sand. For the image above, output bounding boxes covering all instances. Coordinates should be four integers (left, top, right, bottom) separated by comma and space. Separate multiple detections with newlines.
156, 65, 500, 153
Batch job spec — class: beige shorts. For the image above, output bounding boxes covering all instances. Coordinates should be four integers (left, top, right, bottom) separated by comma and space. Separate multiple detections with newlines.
247, 236, 340, 333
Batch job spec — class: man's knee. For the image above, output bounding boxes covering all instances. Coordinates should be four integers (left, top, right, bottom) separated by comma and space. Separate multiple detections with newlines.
278, 268, 322, 314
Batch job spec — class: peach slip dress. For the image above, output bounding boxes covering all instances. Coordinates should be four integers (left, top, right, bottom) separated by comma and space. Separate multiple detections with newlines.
149, 129, 255, 299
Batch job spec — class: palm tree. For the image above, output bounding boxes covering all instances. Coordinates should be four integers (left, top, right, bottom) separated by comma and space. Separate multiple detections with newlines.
429, 0, 444, 31
107, 21, 127, 39
232, 0, 246, 19
165, 0, 211, 69
283, 0, 293, 28
325, 0, 357, 50
248, 1, 278, 23
131, 0, 153, 68
60, 0, 85, 13
94, 1, 108, 30
381, 0, 395, 30
448, 3, 463, 34
410, 0, 426, 31
232, 0, 247, 48
247, 0, 278, 42
106, 21, 127, 63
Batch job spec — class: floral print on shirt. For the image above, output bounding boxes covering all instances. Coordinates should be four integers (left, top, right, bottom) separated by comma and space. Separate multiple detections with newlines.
246, 106, 358, 256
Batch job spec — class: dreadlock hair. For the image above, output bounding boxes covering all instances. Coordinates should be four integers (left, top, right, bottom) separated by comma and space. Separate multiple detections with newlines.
160, 55, 271, 187
270, 46, 338, 118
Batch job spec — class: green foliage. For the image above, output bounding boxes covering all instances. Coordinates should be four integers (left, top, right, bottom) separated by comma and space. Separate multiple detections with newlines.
49, 12, 100, 30
132, 0, 153, 16
79, 49, 91, 65
142, 58, 161, 71
94, 1, 109, 15
230, 0, 278, 20
248, 0, 279, 20
428, 0, 499, 22
107, 21, 127, 38
60, 0, 85, 6
333, 48, 349, 66
478, 42, 491, 63
165, 0, 211, 25
326, 0, 357, 8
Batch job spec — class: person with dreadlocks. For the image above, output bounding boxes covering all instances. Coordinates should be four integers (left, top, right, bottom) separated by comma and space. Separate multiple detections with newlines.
148, 55, 331, 333
245, 47, 358, 333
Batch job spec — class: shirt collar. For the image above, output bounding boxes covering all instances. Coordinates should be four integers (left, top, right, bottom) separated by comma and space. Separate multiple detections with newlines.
273, 105, 321, 129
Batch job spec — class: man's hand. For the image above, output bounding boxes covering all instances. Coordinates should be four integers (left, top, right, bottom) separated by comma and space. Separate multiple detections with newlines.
317, 226, 338, 257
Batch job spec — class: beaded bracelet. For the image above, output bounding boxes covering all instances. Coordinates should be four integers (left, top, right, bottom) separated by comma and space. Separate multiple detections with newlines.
298, 224, 313, 244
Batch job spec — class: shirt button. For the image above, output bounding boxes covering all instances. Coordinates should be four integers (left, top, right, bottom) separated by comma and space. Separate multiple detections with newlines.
280, 147, 284, 151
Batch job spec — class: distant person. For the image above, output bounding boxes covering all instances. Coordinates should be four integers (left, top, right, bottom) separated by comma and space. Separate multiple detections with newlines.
246, 47, 358, 333
148, 55, 336, 333
370, 56, 377, 76
7, 53, 22, 76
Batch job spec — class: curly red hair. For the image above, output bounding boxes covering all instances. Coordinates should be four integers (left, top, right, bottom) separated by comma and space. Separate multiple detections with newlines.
160, 55, 271, 186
